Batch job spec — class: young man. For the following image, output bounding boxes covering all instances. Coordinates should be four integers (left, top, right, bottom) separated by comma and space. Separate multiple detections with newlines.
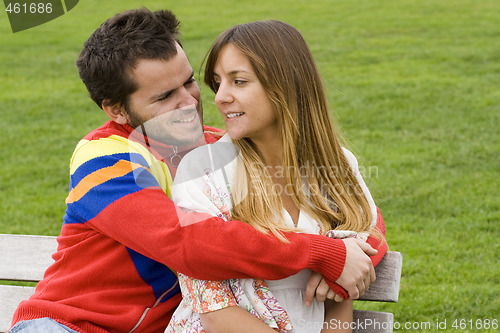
10, 8, 386, 333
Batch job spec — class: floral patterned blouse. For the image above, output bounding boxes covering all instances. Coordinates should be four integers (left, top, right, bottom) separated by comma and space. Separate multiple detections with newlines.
165, 134, 377, 332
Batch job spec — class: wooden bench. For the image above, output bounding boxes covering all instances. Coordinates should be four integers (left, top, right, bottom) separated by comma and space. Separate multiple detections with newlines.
0, 234, 402, 333
353, 250, 402, 333
0, 234, 58, 333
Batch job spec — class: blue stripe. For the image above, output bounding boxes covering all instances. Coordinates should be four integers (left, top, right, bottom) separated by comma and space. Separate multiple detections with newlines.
63, 169, 160, 224
126, 247, 180, 301
70, 153, 150, 189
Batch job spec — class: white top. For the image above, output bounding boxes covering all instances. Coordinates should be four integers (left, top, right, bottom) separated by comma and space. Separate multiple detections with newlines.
169, 134, 378, 332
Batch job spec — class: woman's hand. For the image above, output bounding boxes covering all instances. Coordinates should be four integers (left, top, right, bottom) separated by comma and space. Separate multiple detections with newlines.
305, 272, 342, 306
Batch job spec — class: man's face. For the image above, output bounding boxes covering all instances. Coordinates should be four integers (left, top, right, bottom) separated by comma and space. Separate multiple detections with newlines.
124, 43, 203, 146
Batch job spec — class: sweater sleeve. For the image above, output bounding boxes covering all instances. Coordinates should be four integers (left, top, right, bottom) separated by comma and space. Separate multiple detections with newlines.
367, 207, 388, 267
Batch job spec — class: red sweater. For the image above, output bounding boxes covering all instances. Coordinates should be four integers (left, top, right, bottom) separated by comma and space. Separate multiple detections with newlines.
12, 121, 387, 333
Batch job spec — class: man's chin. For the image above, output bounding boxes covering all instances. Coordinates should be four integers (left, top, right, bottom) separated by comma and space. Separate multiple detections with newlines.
153, 131, 204, 147
176, 132, 205, 147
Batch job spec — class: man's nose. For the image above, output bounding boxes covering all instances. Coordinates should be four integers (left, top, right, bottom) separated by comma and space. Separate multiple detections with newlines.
178, 86, 199, 108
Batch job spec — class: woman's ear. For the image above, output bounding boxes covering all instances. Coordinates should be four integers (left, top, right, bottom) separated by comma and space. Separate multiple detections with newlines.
102, 100, 129, 125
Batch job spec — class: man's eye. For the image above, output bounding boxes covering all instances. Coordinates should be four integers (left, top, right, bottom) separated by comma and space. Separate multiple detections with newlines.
158, 93, 172, 102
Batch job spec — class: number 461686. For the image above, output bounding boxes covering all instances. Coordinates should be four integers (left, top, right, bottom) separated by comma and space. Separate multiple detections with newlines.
5, 2, 53, 14
452, 319, 498, 330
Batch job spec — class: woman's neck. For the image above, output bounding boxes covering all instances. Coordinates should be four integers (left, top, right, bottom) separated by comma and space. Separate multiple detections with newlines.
253, 137, 300, 226
253, 136, 282, 168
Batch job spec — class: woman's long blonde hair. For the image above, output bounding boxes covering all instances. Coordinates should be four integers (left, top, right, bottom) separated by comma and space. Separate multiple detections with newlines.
204, 20, 373, 242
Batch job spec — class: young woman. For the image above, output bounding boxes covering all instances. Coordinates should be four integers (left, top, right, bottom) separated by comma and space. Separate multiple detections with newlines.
166, 20, 383, 333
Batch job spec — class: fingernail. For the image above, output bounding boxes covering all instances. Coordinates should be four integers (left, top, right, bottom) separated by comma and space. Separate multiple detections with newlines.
305, 301, 311, 307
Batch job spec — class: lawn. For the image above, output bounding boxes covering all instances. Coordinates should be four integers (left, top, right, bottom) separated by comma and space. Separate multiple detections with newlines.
1, 0, 498, 331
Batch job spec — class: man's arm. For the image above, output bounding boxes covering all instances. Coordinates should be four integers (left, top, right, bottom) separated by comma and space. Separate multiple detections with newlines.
92, 188, 384, 299
91, 188, 347, 281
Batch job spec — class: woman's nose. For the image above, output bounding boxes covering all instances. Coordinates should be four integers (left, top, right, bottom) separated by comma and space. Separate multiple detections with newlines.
214, 82, 232, 105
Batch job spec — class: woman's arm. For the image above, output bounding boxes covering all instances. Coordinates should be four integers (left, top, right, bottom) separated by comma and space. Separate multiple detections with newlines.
175, 275, 277, 332
322, 299, 353, 333
201, 306, 277, 333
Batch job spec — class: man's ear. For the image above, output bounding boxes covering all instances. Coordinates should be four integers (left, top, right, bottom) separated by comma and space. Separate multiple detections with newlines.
102, 100, 129, 125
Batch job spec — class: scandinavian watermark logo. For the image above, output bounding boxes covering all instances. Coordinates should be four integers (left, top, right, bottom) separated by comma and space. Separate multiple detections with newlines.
4, 0, 78, 32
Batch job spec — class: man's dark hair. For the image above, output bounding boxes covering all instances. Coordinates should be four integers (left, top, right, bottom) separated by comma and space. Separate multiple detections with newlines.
76, 8, 181, 109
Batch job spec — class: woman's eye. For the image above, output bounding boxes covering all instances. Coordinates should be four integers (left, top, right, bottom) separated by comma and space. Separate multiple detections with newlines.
234, 79, 247, 85
212, 81, 220, 91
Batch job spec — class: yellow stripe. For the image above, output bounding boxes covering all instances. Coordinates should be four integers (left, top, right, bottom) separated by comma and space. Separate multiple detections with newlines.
70, 136, 153, 175
68, 134, 173, 198
66, 160, 148, 204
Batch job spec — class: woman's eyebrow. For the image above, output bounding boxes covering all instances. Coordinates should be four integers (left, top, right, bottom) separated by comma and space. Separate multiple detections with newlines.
228, 69, 251, 76
214, 69, 252, 78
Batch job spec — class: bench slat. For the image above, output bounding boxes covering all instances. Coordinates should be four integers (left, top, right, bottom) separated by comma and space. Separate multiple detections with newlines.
0, 285, 37, 332
353, 310, 394, 333
358, 251, 403, 302
0, 234, 57, 281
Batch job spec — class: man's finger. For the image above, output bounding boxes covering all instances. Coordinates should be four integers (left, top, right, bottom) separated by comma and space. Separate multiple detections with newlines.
349, 285, 360, 300
357, 239, 378, 256
334, 294, 344, 303
326, 289, 336, 300
355, 280, 366, 299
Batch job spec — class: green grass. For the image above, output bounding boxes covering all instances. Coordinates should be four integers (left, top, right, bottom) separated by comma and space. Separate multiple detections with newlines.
1, 0, 498, 331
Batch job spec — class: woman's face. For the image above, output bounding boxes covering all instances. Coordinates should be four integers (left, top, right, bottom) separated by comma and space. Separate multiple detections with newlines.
212, 44, 277, 144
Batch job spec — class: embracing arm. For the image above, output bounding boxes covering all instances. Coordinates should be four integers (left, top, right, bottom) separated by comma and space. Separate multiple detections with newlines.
200, 307, 276, 333
174, 274, 277, 333
92, 189, 348, 284
101, 193, 387, 299
322, 300, 353, 333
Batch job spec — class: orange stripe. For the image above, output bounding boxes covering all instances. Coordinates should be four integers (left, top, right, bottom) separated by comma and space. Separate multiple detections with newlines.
66, 160, 148, 204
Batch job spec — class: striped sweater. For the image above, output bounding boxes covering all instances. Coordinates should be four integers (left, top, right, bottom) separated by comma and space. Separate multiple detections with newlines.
12, 121, 387, 333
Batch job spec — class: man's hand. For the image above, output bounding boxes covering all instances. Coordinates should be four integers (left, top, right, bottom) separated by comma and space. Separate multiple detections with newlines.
304, 239, 377, 305
336, 238, 377, 300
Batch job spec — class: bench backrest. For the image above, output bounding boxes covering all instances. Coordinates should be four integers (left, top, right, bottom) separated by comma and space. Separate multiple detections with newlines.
0, 234, 58, 332
354, 250, 403, 333
0, 233, 402, 333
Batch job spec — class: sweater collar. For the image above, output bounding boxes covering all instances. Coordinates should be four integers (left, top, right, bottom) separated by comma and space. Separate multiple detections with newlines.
120, 122, 209, 167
